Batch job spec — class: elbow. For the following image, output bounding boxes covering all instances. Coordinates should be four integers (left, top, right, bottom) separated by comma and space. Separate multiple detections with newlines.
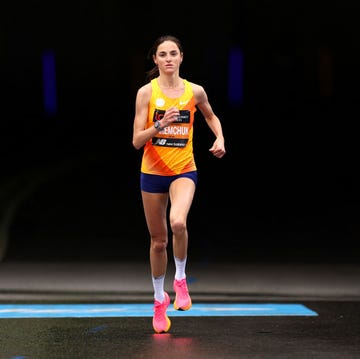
132, 139, 142, 150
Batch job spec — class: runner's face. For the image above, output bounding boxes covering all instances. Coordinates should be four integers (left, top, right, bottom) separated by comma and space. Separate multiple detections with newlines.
154, 41, 183, 74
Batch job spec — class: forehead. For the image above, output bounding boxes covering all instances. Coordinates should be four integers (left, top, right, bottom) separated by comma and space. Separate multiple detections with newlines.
157, 40, 179, 53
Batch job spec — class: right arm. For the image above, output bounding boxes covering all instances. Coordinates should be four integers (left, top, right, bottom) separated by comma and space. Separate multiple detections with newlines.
132, 84, 157, 150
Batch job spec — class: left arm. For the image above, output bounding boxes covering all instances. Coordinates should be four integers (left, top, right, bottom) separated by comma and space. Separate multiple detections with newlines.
192, 83, 226, 158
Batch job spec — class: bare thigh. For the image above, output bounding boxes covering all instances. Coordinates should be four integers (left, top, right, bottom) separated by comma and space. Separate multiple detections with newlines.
141, 191, 169, 237
169, 177, 196, 223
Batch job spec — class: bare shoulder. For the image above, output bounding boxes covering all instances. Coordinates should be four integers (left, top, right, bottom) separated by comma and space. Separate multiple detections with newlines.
136, 83, 151, 103
134, 83, 152, 114
136, 82, 152, 100
188, 81, 207, 104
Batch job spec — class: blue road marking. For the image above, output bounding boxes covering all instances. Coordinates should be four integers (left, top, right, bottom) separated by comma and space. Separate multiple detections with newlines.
0, 304, 317, 318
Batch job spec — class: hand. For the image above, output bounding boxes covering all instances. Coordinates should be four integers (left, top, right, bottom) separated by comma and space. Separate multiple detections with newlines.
162, 107, 180, 127
209, 138, 226, 158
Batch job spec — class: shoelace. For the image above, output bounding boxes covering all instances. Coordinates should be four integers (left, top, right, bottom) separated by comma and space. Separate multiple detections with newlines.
177, 280, 188, 292
154, 300, 165, 316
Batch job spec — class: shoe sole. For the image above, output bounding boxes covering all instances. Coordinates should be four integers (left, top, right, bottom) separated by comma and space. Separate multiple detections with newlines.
174, 300, 192, 311
153, 316, 171, 333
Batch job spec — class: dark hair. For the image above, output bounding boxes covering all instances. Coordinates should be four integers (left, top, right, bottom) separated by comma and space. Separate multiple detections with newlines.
145, 35, 184, 81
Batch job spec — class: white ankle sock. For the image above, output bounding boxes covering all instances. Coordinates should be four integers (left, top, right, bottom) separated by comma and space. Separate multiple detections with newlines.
174, 256, 187, 281
152, 275, 165, 302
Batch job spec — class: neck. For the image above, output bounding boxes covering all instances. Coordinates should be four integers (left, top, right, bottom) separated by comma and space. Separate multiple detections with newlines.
157, 76, 182, 89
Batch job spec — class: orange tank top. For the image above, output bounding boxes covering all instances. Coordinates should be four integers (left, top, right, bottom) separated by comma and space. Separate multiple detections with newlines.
141, 78, 197, 176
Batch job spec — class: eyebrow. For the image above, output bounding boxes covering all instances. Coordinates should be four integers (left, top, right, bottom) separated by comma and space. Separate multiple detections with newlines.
158, 50, 178, 55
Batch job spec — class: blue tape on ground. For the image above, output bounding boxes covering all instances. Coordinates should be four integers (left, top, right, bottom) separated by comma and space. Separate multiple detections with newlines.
0, 303, 318, 318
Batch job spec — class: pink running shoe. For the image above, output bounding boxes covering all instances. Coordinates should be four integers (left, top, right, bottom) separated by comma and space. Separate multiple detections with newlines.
152, 292, 171, 333
173, 278, 192, 311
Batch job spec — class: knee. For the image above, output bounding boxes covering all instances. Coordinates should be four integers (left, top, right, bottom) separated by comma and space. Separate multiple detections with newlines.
151, 238, 168, 253
170, 218, 186, 236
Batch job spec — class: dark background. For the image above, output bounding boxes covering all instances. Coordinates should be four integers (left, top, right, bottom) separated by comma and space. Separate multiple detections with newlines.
1, 0, 359, 263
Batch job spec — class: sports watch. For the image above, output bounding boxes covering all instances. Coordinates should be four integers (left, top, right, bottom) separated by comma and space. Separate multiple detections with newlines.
154, 120, 163, 131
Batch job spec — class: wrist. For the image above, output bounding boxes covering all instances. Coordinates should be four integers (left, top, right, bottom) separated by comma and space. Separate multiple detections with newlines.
154, 120, 164, 131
